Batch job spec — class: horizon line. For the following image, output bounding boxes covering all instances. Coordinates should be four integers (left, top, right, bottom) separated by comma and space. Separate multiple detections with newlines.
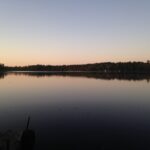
3, 60, 150, 67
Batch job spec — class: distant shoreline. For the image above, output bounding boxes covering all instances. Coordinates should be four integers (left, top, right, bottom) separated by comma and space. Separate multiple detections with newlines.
2, 70, 150, 74
1, 62, 150, 73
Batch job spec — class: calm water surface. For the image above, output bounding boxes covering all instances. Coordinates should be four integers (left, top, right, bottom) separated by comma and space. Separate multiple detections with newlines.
0, 73, 150, 149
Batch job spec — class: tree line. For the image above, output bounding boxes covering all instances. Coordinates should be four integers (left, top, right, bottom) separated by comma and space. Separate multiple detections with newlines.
0, 61, 149, 73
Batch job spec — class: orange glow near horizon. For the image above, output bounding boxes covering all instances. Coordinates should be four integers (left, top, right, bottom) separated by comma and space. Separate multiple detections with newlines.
1, 53, 149, 66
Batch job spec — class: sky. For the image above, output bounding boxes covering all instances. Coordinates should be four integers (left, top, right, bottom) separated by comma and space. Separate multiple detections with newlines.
0, 0, 150, 66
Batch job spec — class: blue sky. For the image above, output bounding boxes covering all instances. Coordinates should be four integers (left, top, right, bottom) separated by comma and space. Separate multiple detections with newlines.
0, 0, 150, 65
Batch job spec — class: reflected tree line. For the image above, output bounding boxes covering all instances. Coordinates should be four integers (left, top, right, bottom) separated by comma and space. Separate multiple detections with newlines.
0, 71, 150, 82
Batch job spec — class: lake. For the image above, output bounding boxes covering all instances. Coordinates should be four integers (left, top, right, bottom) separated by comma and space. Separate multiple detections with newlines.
0, 72, 150, 150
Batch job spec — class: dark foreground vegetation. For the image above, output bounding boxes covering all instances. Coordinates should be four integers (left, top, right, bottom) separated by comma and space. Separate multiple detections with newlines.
1, 61, 150, 73
1, 117, 150, 150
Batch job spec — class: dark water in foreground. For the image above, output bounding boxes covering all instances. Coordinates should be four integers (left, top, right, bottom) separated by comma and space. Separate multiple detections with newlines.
0, 72, 150, 149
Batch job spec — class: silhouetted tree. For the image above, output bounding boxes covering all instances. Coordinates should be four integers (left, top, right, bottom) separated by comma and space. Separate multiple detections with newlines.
0, 63, 4, 71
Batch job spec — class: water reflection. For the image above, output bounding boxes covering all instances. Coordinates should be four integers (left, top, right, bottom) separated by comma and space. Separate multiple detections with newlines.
0, 73, 150, 149
0, 73, 5, 79
1, 72, 150, 82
